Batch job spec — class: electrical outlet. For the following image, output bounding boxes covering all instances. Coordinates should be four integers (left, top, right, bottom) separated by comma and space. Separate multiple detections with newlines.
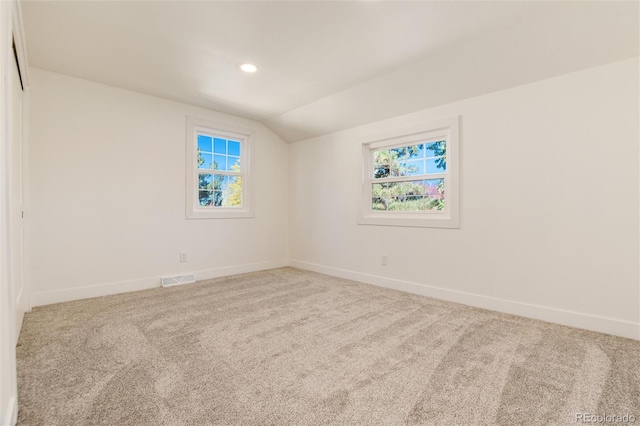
180, 252, 188, 262
381, 255, 388, 266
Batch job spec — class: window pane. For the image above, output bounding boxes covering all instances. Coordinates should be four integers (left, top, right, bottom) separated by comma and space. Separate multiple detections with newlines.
213, 191, 223, 206
426, 157, 446, 173
400, 160, 424, 176
212, 174, 226, 191
391, 163, 404, 177
198, 153, 212, 169
373, 164, 390, 178
214, 138, 227, 154
198, 135, 212, 152
424, 141, 446, 158
228, 140, 241, 156
423, 178, 445, 211
406, 144, 424, 159
372, 199, 386, 210
198, 174, 213, 190
372, 182, 390, 210
371, 178, 445, 212
199, 190, 213, 206
222, 176, 242, 207
213, 155, 227, 171
229, 156, 241, 170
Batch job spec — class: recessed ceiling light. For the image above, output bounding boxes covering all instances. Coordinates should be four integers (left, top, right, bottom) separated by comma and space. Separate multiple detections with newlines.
240, 63, 258, 73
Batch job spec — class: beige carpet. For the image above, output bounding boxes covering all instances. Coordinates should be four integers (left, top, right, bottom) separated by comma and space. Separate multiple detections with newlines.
16, 267, 640, 425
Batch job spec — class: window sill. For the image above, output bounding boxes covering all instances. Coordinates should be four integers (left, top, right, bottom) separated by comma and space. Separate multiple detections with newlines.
186, 208, 255, 220
358, 213, 459, 229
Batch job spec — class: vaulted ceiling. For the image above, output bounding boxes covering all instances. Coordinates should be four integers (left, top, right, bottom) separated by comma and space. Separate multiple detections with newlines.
22, 1, 639, 142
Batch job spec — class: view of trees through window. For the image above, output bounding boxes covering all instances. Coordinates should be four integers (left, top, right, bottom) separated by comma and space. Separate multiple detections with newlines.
197, 134, 243, 207
372, 141, 446, 211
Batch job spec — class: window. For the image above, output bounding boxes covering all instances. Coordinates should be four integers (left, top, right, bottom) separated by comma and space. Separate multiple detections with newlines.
359, 116, 459, 228
186, 117, 254, 219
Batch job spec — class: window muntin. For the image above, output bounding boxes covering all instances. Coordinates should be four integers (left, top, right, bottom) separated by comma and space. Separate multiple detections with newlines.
186, 117, 254, 219
359, 117, 459, 228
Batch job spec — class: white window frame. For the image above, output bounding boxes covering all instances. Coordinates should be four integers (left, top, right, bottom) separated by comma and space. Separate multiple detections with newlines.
358, 116, 460, 229
186, 116, 254, 219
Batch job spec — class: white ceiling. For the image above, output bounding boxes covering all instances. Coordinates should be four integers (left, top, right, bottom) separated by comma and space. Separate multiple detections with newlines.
22, 1, 639, 143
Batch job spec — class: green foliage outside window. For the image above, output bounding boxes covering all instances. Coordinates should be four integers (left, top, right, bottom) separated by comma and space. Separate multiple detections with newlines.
372, 142, 445, 212
197, 153, 242, 207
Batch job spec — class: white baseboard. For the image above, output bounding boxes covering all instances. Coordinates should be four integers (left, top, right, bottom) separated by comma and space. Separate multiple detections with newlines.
1, 396, 16, 426
30, 258, 639, 340
289, 259, 640, 341
32, 260, 288, 307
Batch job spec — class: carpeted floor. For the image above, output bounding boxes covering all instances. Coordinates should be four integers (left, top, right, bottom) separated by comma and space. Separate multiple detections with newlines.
16, 267, 640, 425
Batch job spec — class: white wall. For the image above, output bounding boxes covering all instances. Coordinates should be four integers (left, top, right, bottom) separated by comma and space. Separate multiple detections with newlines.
289, 57, 640, 340
28, 68, 288, 305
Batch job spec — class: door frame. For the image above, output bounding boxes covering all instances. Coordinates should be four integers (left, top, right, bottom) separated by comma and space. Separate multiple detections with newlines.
6, 1, 31, 344
0, 0, 29, 424
11, 0, 30, 325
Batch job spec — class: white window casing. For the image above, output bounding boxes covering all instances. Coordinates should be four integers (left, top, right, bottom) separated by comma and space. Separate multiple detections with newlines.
186, 116, 255, 219
358, 116, 460, 229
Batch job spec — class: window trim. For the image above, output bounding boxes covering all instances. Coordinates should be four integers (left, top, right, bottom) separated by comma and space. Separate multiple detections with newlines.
186, 116, 255, 219
358, 116, 460, 229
